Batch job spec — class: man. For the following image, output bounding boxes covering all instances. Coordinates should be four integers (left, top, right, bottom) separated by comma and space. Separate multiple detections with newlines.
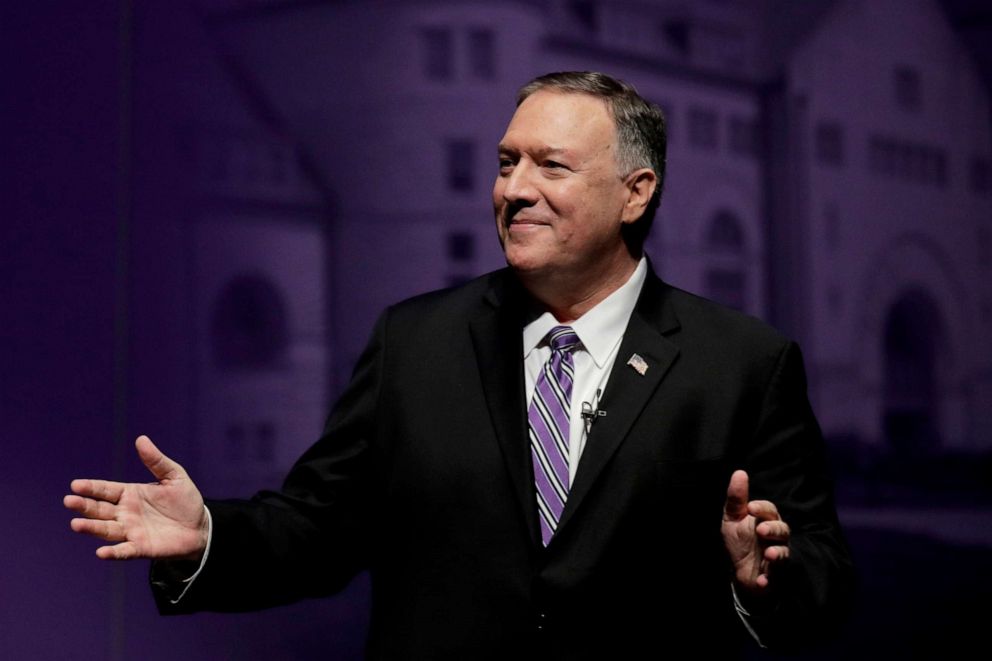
66, 72, 854, 658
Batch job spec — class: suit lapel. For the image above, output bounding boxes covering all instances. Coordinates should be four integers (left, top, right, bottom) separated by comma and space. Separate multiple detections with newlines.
469, 272, 541, 548
555, 271, 681, 537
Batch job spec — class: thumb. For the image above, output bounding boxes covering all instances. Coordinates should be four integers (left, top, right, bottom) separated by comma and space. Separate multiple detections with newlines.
723, 469, 749, 521
135, 435, 184, 482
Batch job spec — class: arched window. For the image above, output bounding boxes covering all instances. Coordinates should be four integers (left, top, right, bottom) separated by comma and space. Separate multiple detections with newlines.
210, 274, 288, 370
883, 287, 944, 455
704, 210, 747, 311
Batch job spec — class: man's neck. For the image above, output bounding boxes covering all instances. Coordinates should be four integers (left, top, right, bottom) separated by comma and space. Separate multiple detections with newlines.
520, 253, 640, 324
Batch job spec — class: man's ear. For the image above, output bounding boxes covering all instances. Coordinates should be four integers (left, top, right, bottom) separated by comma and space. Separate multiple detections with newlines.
621, 168, 657, 224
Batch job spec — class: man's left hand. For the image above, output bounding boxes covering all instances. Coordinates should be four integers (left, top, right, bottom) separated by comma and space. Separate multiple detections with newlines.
722, 469, 791, 593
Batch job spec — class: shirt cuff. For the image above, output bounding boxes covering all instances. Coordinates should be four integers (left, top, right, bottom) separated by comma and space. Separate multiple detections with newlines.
167, 505, 213, 605
732, 582, 767, 648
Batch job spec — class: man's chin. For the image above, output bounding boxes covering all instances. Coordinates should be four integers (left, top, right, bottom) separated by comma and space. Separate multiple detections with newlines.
503, 249, 548, 277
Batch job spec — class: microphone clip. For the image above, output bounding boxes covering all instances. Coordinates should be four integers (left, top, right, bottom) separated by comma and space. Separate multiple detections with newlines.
580, 403, 607, 422
580, 388, 607, 431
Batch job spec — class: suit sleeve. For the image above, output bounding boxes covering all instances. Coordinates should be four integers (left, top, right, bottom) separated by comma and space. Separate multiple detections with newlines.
152, 310, 388, 614
735, 341, 856, 650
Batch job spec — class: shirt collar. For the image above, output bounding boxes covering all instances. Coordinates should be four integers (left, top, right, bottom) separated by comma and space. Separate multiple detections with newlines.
522, 257, 648, 368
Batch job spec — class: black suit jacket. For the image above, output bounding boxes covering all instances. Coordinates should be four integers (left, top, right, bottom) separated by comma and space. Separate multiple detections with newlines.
156, 266, 854, 659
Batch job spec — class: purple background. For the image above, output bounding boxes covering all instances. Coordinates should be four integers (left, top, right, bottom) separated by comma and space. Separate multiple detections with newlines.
4, 1, 991, 659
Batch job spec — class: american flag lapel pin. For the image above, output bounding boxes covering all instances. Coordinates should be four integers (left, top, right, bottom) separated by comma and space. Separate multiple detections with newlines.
627, 353, 649, 376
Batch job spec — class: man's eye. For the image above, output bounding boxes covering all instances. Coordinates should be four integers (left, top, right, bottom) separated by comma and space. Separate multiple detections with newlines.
498, 158, 514, 170
544, 161, 567, 170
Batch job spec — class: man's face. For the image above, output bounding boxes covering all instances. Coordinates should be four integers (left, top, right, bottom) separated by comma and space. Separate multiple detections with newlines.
493, 91, 632, 280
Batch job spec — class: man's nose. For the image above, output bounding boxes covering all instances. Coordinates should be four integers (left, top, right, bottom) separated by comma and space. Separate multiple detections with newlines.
501, 161, 539, 206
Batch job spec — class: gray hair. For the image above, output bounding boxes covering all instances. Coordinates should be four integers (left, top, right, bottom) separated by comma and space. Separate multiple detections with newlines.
516, 71, 667, 252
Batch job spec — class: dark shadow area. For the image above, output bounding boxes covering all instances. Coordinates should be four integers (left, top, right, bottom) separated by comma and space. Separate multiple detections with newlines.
746, 528, 992, 660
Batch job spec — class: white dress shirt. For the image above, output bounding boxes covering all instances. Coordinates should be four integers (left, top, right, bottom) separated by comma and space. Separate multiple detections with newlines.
522, 257, 647, 485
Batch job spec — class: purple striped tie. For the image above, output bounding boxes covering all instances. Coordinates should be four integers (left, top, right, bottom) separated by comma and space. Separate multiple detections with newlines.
530, 325, 581, 546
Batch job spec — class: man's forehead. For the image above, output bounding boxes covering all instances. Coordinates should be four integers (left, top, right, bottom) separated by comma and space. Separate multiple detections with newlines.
499, 90, 616, 152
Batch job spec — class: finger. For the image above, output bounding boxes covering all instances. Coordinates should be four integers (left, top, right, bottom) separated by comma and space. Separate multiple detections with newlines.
70, 517, 126, 542
135, 435, 184, 482
96, 542, 141, 561
723, 470, 749, 521
747, 499, 781, 521
63, 494, 117, 521
764, 545, 790, 563
70, 479, 125, 504
756, 520, 791, 542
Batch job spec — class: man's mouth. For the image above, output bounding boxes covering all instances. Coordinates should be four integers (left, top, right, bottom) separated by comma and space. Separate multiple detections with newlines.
508, 216, 547, 226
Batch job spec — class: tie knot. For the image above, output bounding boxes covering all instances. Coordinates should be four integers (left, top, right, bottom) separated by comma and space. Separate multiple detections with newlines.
547, 326, 580, 353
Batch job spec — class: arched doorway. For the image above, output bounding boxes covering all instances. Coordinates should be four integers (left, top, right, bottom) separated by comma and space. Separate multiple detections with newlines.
882, 287, 944, 455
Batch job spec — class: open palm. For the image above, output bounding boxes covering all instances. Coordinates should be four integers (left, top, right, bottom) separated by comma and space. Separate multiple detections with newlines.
65, 435, 208, 561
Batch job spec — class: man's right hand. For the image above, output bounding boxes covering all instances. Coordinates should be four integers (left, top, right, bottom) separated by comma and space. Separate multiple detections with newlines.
64, 435, 208, 561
